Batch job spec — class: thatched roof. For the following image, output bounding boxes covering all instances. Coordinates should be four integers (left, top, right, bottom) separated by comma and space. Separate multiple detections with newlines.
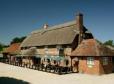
3, 43, 21, 55
71, 39, 114, 56
20, 20, 91, 47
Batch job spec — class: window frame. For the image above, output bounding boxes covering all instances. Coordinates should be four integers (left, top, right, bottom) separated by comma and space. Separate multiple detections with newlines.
102, 57, 108, 65
87, 57, 94, 68
44, 46, 48, 55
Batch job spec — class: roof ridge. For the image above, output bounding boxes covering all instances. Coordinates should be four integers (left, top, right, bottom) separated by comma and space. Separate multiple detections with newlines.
31, 20, 76, 34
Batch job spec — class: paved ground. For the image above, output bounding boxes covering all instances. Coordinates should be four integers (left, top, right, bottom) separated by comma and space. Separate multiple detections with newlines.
0, 62, 114, 84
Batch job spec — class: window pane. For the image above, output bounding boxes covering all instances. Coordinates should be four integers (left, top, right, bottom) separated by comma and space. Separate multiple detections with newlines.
87, 57, 94, 68
103, 57, 108, 65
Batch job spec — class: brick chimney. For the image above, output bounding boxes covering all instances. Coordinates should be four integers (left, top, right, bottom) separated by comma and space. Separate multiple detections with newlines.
43, 24, 48, 29
76, 13, 83, 44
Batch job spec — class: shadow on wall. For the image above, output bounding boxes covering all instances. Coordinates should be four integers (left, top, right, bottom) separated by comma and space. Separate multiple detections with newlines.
0, 77, 30, 84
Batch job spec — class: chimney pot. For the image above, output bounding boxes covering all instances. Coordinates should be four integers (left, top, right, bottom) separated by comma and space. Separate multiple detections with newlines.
43, 24, 48, 29
76, 12, 83, 17
76, 12, 83, 28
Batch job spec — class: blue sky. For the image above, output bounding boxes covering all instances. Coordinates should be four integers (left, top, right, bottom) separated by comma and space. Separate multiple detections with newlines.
0, 0, 114, 44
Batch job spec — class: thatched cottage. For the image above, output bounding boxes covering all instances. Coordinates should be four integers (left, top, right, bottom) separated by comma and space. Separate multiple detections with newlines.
71, 39, 114, 75
20, 13, 114, 75
20, 13, 93, 56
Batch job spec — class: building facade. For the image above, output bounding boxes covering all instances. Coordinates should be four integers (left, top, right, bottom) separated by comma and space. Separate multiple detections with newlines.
71, 39, 114, 75
20, 13, 114, 75
20, 13, 93, 57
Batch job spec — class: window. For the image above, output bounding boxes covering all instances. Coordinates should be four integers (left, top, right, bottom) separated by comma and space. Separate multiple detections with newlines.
87, 57, 94, 68
56, 45, 63, 55
102, 57, 108, 65
45, 46, 48, 55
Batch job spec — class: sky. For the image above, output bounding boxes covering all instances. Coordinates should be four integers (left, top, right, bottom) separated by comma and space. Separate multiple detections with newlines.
0, 0, 114, 45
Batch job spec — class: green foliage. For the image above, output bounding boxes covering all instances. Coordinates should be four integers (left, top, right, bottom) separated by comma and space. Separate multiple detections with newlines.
0, 42, 9, 53
0, 43, 3, 52
103, 40, 114, 47
10, 36, 26, 44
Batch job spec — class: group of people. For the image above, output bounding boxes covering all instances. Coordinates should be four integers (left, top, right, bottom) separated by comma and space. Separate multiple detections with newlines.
1, 55, 79, 74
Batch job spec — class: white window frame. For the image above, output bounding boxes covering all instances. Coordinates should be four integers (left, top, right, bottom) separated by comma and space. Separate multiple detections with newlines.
56, 45, 62, 55
102, 57, 108, 65
45, 46, 48, 55
87, 57, 94, 68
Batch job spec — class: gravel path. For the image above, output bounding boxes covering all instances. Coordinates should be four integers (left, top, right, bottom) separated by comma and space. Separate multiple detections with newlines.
0, 63, 114, 84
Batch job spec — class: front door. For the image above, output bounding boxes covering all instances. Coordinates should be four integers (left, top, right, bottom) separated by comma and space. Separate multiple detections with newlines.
72, 57, 79, 73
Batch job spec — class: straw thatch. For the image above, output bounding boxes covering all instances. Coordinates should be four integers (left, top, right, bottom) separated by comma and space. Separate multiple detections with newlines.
71, 39, 114, 56
3, 43, 21, 55
20, 20, 91, 47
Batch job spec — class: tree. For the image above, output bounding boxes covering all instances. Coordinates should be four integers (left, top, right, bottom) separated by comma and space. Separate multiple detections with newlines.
0, 44, 3, 52
103, 40, 114, 47
0, 43, 4, 52
10, 36, 26, 44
